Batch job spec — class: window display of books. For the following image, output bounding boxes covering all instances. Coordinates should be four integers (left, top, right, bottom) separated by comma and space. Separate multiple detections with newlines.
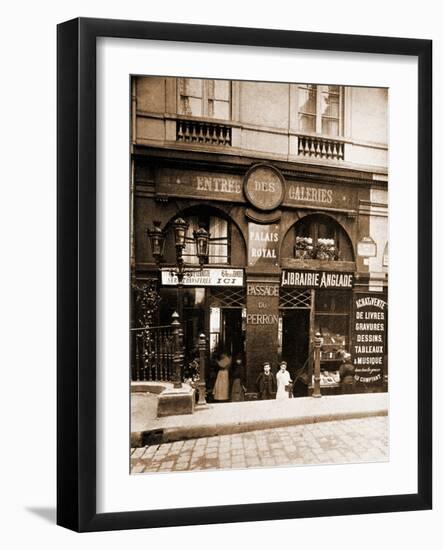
319, 330, 347, 361
311, 370, 340, 386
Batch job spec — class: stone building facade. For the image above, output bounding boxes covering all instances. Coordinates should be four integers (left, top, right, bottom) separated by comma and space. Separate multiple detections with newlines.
131, 77, 388, 396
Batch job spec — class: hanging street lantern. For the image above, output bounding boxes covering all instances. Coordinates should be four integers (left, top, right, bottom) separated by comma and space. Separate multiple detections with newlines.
147, 220, 165, 265
193, 225, 210, 266
172, 217, 189, 250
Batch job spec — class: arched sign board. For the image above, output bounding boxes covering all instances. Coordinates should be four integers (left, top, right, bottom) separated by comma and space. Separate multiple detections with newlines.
243, 164, 285, 211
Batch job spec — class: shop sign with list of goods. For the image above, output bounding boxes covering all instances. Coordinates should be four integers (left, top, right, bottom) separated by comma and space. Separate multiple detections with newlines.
353, 295, 387, 385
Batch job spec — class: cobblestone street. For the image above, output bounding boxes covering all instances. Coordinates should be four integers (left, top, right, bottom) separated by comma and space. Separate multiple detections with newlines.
131, 415, 388, 473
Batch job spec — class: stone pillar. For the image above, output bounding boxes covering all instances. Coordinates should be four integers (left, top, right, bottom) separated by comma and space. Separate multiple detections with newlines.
245, 276, 280, 392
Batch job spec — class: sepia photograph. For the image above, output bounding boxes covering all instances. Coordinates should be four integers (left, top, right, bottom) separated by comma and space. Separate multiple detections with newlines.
129, 76, 389, 475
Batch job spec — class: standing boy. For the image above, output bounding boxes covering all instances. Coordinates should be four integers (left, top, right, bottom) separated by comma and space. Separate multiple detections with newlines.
256, 362, 276, 400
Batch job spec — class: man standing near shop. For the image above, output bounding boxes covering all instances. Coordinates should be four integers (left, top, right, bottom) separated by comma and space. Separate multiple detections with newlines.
256, 362, 276, 400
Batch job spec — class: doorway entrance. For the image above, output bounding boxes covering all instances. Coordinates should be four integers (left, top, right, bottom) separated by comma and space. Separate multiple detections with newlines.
209, 306, 245, 357
278, 288, 313, 394
280, 309, 310, 376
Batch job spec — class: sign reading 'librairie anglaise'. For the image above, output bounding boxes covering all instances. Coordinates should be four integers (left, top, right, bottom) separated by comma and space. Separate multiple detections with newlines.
161, 268, 243, 286
281, 269, 354, 289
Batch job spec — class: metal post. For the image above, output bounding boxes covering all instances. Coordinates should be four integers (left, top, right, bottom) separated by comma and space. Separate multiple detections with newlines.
177, 280, 184, 322
171, 311, 183, 389
312, 331, 322, 398
197, 333, 207, 406
175, 263, 184, 328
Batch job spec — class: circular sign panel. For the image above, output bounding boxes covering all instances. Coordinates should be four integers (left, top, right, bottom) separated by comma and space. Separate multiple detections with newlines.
244, 164, 285, 211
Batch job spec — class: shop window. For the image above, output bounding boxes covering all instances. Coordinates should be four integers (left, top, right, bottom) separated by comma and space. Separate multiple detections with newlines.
298, 84, 342, 137
315, 290, 351, 360
293, 214, 354, 261
178, 78, 231, 120
181, 214, 230, 265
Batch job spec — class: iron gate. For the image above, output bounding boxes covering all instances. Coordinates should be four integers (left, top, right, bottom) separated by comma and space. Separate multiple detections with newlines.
131, 324, 175, 382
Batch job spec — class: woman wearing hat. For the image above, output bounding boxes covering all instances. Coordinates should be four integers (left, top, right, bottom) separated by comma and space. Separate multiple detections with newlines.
230, 354, 246, 402
276, 361, 292, 400
339, 351, 355, 394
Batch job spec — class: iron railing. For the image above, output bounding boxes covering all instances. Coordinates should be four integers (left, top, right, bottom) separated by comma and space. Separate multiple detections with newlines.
131, 323, 175, 382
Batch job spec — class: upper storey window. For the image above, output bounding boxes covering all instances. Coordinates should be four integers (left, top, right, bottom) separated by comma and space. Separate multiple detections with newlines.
178, 78, 231, 120
298, 84, 342, 137
293, 214, 354, 262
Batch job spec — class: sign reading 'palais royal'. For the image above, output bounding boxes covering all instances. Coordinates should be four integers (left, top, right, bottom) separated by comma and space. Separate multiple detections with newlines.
281, 269, 354, 289
248, 223, 279, 267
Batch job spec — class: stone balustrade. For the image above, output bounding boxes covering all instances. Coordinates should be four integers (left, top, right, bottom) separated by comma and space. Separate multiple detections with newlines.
176, 119, 232, 146
297, 134, 345, 161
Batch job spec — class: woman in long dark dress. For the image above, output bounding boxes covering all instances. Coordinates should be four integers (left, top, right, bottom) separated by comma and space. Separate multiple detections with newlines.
230, 355, 246, 402
339, 352, 355, 394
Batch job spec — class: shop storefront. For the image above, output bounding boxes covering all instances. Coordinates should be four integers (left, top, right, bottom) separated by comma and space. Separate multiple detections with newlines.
279, 273, 353, 395
133, 158, 388, 396
157, 270, 246, 379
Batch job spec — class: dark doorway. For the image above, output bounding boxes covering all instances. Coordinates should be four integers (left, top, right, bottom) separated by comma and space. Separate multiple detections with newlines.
221, 308, 244, 358
281, 309, 310, 381
208, 306, 245, 396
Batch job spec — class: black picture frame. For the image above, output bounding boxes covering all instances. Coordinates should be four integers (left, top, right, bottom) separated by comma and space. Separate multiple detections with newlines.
57, 17, 432, 532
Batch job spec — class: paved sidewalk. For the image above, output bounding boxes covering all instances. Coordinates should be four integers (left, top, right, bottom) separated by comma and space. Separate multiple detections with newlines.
131, 392, 388, 445
131, 416, 388, 473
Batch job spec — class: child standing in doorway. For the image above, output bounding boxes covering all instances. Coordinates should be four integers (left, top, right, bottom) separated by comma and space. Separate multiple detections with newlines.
276, 361, 292, 399
256, 362, 276, 400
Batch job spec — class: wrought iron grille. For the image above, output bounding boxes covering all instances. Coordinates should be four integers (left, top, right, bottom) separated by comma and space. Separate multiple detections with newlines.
132, 324, 175, 382
209, 287, 245, 308
279, 288, 312, 309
